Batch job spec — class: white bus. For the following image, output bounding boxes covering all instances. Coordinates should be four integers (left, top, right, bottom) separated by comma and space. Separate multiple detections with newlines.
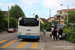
17, 17, 40, 40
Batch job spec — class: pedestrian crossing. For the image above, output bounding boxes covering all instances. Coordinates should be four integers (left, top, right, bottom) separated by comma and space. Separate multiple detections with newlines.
0, 39, 42, 49
0, 40, 8, 43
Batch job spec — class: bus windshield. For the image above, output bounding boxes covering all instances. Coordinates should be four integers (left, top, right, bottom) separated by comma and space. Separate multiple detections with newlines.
19, 18, 39, 26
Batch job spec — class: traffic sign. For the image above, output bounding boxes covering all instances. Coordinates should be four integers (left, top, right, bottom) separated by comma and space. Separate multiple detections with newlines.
51, 23, 54, 26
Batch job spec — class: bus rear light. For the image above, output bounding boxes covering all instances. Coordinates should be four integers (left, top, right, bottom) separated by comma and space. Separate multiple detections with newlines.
17, 31, 21, 35
17, 31, 19, 34
38, 32, 40, 35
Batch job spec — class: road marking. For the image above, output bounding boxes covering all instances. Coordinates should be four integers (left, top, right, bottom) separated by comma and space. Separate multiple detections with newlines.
0, 40, 7, 43
31, 42, 38, 49
41, 34, 44, 50
16, 42, 27, 48
0, 40, 17, 48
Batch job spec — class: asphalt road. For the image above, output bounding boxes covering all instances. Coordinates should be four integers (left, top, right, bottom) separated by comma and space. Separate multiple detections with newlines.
0, 32, 43, 50
42, 32, 75, 50
0, 32, 75, 50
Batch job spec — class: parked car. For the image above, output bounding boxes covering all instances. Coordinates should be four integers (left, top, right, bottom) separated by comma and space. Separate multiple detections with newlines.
8, 28, 16, 33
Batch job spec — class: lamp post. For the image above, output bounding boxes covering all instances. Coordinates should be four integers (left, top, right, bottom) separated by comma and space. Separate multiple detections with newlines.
67, 5, 69, 27
8, 6, 9, 30
49, 9, 51, 22
49, 9, 51, 18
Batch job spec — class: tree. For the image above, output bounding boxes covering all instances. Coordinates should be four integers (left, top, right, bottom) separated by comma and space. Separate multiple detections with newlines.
64, 11, 75, 23
9, 17, 17, 28
43, 21, 51, 31
9, 4, 26, 19
0, 10, 5, 25
40, 22, 43, 31
69, 11, 75, 23
35, 14, 39, 18
3, 18, 8, 28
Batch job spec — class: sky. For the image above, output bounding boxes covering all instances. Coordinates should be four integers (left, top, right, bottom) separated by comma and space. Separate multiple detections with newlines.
0, 0, 75, 19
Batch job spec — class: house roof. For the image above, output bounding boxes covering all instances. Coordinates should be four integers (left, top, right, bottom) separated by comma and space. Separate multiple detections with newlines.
57, 8, 75, 11
40, 18, 46, 22
2, 11, 8, 15
2, 11, 7, 13
47, 17, 55, 20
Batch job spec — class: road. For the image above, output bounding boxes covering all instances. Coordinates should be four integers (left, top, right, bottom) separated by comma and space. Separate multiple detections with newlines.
0, 32, 42, 50
42, 32, 75, 50
0, 32, 75, 50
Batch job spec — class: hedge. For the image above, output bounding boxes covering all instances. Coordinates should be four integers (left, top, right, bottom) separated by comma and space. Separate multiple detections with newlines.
63, 28, 75, 43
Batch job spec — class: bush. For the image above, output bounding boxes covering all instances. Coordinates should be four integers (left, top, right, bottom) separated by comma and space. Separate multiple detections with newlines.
0, 30, 2, 33
70, 39, 75, 43
63, 28, 75, 43
45, 27, 51, 31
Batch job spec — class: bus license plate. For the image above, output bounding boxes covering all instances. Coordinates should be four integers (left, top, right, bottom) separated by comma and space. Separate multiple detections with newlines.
26, 33, 31, 35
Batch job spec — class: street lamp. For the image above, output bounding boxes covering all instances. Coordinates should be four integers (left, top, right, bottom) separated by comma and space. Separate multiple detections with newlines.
67, 5, 69, 27
60, 4, 69, 27
8, 6, 9, 30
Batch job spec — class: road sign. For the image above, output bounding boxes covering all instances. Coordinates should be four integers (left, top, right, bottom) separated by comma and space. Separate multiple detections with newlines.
51, 23, 54, 26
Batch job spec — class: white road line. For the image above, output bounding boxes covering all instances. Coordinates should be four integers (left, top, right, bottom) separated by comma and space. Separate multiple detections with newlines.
41, 34, 44, 50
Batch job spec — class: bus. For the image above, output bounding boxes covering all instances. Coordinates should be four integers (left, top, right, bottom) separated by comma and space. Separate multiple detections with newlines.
17, 17, 40, 40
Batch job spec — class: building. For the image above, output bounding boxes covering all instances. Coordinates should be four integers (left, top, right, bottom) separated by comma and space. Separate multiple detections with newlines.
47, 17, 55, 22
2, 11, 8, 17
55, 8, 75, 25
40, 18, 46, 24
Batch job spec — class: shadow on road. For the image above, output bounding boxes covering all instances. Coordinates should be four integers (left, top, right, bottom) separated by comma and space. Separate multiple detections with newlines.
20, 39, 39, 42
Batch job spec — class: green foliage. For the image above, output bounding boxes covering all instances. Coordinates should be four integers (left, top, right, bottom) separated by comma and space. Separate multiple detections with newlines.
71, 39, 75, 43
40, 20, 51, 31
64, 16, 67, 20
9, 17, 17, 28
63, 28, 75, 43
69, 11, 75, 23
35, 14, 39, 18
40, 22, 43, 31
0, 10, 5, 25
63, 25, 67, 29
3, 18, 8, 28
0, 30, 2, 33
64, 20, 67, 24
40, 20, 58, 31
9, 4, 26, 19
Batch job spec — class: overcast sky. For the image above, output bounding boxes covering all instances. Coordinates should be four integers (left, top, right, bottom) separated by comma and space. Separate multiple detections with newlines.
0, 0, 75, 19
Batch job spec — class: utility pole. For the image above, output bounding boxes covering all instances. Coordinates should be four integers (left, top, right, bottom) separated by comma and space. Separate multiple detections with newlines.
49, 9, 51, 17
67, 5, 69, 27
8, 6, 9, 30
49, 9, 51, 22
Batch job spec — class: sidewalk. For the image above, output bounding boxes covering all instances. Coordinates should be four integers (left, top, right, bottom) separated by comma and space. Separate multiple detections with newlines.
42, 32, 75, 50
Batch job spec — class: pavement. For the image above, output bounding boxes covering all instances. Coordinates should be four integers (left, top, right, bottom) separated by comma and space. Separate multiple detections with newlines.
42, 32, 75, 50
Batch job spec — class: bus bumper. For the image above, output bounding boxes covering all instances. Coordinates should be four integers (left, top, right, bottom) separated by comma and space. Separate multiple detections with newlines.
17, 35, 40, 39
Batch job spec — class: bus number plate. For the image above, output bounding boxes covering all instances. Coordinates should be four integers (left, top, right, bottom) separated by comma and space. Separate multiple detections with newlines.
26, 33, 31, 35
